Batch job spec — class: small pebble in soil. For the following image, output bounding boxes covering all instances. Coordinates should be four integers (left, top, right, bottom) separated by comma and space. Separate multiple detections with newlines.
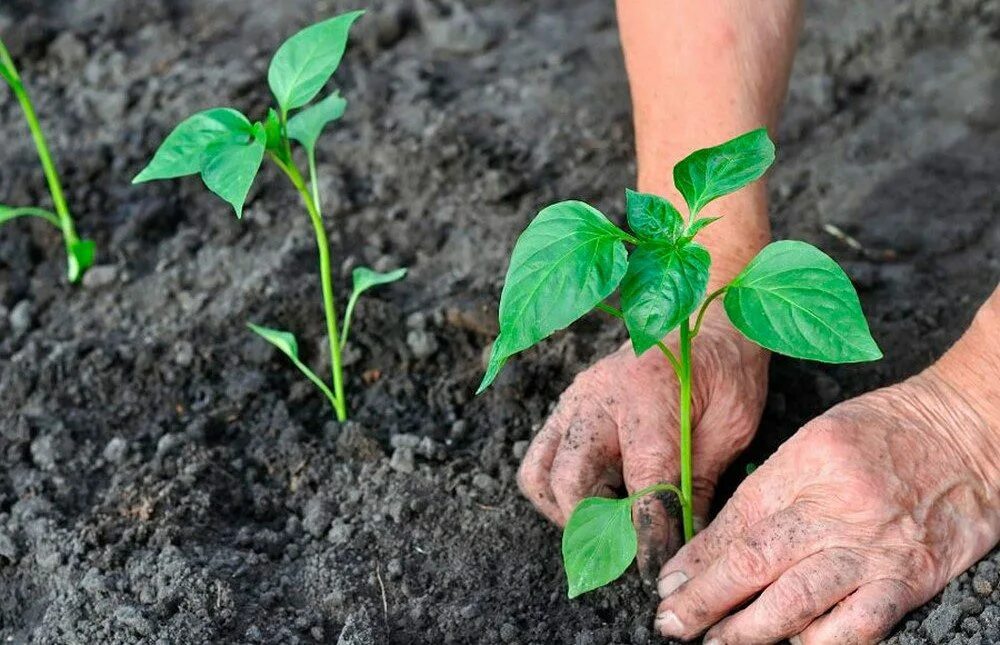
102, 437, 128, 463
303, 495, 334, 538
82, 265, 119, 288
923, 603, 964, 643
406, 328, 439, 359
327, 519, 354, 545
0, 530, 18, 561
9, 300, 32, 335
390, 446, 416, 473
156, 433, 185, 457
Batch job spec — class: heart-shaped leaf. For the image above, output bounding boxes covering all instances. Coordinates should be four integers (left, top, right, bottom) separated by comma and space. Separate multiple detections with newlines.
133, 108, 253, 183
268, 11, 364, 112
724, 240, 882, 363
674, 128, 775, 216
563, 496, 637, 599
200, 123, 266, 218
620, 240, 710, 354
478, 200, 630, 393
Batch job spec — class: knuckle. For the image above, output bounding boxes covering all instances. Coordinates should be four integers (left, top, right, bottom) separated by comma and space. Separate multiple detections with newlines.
727, 537, 771, 583
768, 572, 820, 623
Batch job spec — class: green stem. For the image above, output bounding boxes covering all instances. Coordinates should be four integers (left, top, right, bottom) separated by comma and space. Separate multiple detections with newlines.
628, 481, 686, 504
691, 286, 727, 338
307, 150, 322, 218
0, 39, 79, 251
269, 151, 348, 422
0, 206, 61, 228
677, 319, 695, 541
595, 302, 623, 319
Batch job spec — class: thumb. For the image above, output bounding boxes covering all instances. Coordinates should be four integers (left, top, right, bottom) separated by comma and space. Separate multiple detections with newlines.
620, 420, 684, 586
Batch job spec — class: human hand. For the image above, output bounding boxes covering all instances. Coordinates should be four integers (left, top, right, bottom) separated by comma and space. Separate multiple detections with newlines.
517, 309, 769, 579
654, 369, 1000, 644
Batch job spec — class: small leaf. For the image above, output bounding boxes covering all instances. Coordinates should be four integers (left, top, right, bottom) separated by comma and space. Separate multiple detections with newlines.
673, 128, 775, 216
66, 238, 96, 283
247, 322, 340, 408
263, 108, 290, 164
200, 125, 266, 218
341, 266, 407, 348
625, 188, 684, 241
620, 240, 710, 354
724, 240, 882, 363
685, 216, 720, 238
477, 201, 630, 393
268, 10, 364, 112
288, 92, 347, 155
133, 108, 253, 183
562, 496, 637, 599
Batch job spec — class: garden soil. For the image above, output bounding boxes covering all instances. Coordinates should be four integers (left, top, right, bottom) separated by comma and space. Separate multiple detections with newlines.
1, 1, 999, 643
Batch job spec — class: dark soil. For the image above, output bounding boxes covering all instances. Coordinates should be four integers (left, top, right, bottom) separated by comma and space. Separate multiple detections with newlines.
1, 1, 998, 643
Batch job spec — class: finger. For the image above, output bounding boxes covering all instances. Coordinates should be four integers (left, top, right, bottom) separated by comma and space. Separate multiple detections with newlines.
703, 548, 863, 645
618, 410, 683, 582
547, 407, 621, 524
517, 420, 564, 524
794, 579, 916, 645
655, 504, 823, 641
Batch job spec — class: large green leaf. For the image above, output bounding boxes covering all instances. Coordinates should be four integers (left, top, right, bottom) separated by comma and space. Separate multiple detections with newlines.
133, 108, 253, 183
625, 189, 684, 242
620, 240, 710, 354
562, 497, 637, 599
200, 123, 266, 218
477, 201, 630, 393
287, 92, 347, 155
340, 266, 407, 348
673, 128, 775, 216
247, 323, 339, 408
268, 11, 364, 112
724, 240, 882, 363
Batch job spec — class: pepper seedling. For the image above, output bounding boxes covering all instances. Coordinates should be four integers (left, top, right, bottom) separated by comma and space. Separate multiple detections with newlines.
133, 10, 405, 421
0, 37, 95, 282
478, 129, 881, 598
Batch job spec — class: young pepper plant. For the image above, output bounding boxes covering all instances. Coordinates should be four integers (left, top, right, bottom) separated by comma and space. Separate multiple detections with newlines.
0, 37, 95, 282
133, 10, 405, 422
477, 128, 882, 598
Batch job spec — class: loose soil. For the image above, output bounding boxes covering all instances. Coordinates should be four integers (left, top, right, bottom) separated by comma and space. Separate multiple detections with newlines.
1, 1, 999, 643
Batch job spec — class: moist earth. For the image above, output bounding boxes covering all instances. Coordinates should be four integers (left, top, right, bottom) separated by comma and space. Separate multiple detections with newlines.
0, 1, 998, 643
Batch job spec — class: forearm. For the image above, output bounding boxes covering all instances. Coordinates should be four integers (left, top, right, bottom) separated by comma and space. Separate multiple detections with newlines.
617, 0, 801, 289
927, 285, 1000, 486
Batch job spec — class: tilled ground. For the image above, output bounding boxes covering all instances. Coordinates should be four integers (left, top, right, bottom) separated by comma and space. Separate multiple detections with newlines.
0, 1, 999, 643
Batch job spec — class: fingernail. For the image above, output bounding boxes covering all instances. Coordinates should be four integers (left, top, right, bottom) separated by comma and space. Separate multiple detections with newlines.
657, 570, 688, 597
789, 637, 804, 645
653, 610, 684, 636
704, 638, 724, 645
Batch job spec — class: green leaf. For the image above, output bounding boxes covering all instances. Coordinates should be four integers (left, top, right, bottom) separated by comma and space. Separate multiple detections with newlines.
341, 266, 407, 348
685, 216, 719, 238
263, 108, 290, 164
287, 92, 347, 155
200, 124, 266, 218
133, 108, 253, 183
620, 240, 710, 354
562, 496, 637, 599
724, 240, 882, 363
477, 201, 630, 393
268, 10, 364, 112
625, 188, 684, 241
247, 322, 339, 408
673, 128, 775, 216
66, 238, 96, 283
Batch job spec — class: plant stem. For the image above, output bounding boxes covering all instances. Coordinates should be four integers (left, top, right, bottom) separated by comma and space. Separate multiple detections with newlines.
595, 302, 624, 319
691, 286, 727, 338
0, 40, 81, 257
677, 318, 695, 541
269, 151, 348, 422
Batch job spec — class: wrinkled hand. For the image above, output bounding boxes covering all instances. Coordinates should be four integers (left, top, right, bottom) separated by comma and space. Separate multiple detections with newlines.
517, 311, 769, 578
655, 371, 1000, 644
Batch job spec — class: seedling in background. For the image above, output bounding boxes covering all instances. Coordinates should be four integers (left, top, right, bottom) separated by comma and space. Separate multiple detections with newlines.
133, 10, 405, 421
0, 37, 95, 282
478, 129, 881, 598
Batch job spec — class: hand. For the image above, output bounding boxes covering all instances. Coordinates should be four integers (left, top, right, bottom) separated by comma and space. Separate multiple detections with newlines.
654, 369, 1000, 644
517, 309, 769, 579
